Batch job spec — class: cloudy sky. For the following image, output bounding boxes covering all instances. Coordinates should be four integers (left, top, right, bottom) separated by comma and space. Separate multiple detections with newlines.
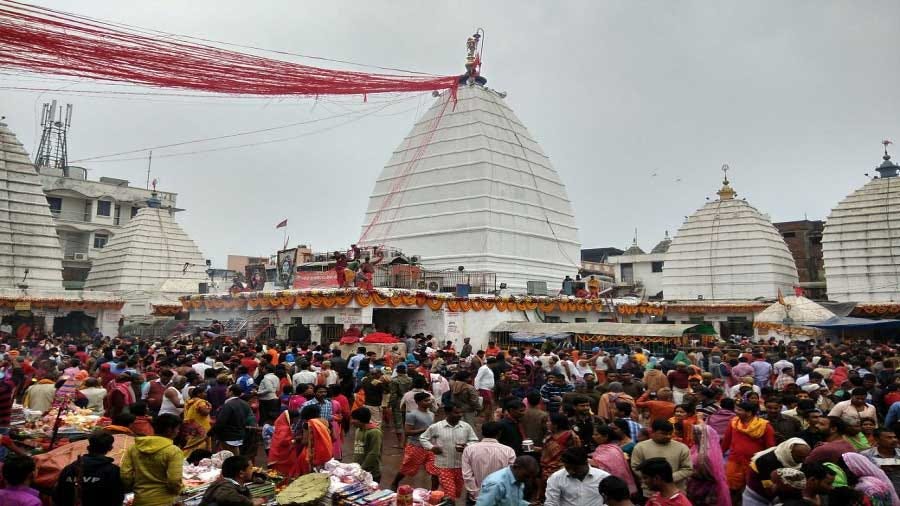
3, 1, 899, 266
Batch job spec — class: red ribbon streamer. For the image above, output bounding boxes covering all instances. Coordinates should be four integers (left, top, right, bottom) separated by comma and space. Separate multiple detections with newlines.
0, 0, 459, 97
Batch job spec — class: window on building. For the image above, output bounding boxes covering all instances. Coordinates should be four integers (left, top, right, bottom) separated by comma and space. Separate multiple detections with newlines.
621, 263, 634, 283
131, 206, 139, 218
782, 232, 796, 238
93, 233, 109, 249
96, 200, 112, 217
651, 261, 664, 273
46, 197, 62, 213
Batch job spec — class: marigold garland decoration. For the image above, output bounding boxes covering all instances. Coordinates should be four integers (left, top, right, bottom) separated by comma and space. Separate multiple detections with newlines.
179, 288, 659, 318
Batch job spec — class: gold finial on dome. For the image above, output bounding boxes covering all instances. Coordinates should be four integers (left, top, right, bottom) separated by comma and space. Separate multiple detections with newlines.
717, 163, 736, 200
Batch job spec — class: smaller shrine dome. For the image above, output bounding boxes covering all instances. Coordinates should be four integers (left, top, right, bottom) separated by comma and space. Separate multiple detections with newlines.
651, 231, 672, 254
822, 142, 900, 302
662, 167, 799, 301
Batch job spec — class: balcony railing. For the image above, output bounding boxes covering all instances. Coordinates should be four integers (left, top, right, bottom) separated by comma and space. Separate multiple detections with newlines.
372, 265, 496, 294
51, 209, 91, 223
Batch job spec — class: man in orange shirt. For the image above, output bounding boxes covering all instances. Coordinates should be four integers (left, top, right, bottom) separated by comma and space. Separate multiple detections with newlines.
485, 342, 501, 358
636, 388, 676, 425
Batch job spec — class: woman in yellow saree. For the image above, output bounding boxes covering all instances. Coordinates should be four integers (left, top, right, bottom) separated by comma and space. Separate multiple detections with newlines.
180, 386, 212, 457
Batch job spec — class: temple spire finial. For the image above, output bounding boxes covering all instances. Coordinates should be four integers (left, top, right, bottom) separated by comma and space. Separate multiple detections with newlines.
717, 163, 736, 200
461, 29, 487, 85
884, 139, 893, 161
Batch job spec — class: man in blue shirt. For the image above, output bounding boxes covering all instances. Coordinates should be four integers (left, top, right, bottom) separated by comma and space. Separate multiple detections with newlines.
348, 347, 366, 375
475, 456, 538, 506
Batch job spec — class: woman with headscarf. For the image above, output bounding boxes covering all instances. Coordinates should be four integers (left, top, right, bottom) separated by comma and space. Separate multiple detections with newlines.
267, 408, 301, 478
721, 401, 776, 502
296, 404, 334, 476
180, 385, 212, 457
841, 452, 900, 506
589, 425, 637, 496
687, 422, 730, 506
741, 437, 811, 506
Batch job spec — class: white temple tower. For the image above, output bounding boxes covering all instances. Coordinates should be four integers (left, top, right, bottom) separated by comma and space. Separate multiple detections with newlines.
84, 194, 208, 315
359, 80, 581, 291
662, 169, 799, 300
822, 144, 900, 302
0, 120, 64, 289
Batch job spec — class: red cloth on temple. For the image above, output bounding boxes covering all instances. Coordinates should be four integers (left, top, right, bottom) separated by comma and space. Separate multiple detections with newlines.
361, 332, 399, 344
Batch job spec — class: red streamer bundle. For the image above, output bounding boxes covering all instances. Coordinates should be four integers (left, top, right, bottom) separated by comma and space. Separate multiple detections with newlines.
0, 0, 459, 97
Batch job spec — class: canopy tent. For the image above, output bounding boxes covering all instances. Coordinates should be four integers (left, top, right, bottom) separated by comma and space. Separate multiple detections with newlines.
510, 332, 573, 344
806, 316, 900, 330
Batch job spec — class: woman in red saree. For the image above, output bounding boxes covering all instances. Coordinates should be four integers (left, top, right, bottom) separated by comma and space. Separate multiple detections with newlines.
296, 404, 334, 475
267, 410, 301, 478
539, 414, 581, 500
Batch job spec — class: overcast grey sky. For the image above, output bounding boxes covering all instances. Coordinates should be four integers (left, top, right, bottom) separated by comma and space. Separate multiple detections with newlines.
3, 1, 899, 266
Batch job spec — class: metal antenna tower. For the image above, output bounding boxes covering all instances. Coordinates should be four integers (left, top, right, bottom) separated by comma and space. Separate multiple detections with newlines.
34, 100, 73, 173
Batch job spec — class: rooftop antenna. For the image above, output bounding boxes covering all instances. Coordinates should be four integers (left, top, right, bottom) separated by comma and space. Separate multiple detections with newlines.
34, 100, 73, 173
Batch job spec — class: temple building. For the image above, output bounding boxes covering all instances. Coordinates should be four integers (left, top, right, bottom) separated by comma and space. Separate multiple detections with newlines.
822, 144, 900, 302
84, 193, 208, 317
662, 169, 799, 301
359, 76, 581, 291
0, 119, 122, 335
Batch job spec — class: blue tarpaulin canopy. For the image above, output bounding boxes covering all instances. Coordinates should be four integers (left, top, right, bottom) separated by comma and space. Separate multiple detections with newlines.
510, 332, 573, 343
807, 316, 900, 330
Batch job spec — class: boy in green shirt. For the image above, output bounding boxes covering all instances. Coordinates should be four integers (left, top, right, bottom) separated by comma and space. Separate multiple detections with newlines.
351, 407, 383, 482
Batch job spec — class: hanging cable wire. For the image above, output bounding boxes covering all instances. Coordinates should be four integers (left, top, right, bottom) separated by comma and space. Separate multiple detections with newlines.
70, 92, 424, 163
0, 0, 458, 98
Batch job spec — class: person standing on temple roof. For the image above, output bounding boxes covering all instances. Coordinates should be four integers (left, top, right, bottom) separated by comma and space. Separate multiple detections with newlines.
561, 275, 574, 296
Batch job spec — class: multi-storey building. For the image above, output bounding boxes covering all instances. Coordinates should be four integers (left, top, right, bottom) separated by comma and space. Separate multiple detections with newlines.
36, 165, 178, 289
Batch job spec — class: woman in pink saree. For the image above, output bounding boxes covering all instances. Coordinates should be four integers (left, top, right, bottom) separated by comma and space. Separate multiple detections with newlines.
589, 426, 637, 496
687, 422, 731, 506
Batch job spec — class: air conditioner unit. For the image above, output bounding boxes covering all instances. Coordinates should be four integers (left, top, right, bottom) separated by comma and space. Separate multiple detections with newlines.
527, 281, 548, 296
424, 276, 443, 292
73, 252, 88, 261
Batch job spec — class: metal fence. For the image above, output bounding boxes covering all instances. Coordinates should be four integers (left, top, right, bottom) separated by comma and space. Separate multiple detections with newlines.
372, 265, 497, 293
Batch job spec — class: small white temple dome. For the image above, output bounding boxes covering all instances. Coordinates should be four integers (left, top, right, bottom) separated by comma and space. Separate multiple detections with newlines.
662, 171, 799, 301
822, 145, 900, 302
84, 197, 208, 314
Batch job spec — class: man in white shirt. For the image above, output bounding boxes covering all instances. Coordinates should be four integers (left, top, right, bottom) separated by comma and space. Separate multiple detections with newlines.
474, 359, 495, 418
291, 360, 318, 389
257, 366, 281, 424
544, 447, 608, 506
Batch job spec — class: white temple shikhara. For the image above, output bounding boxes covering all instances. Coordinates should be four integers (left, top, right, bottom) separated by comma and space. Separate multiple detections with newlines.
823, 142, 900, 302
359, 50, 581, 291
0, 119, 65, 289
84, 193, 208, 316
662, 166, 799, 301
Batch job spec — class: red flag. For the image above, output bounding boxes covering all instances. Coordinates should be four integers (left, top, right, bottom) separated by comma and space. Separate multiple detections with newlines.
275, 219, 287, 229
